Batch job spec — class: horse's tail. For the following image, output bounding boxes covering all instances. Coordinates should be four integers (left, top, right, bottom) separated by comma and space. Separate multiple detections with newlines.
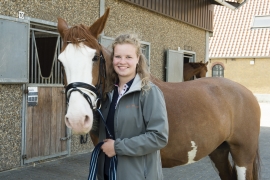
251, 146, 261, 180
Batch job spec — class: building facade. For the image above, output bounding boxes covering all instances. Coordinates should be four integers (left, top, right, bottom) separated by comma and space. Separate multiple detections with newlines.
209, 0, 270, 95
0, 0, 239, 171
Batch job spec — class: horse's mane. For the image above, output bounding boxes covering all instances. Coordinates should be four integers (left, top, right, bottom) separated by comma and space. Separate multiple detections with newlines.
189, 62, 205, 69
62, 24, 100, 52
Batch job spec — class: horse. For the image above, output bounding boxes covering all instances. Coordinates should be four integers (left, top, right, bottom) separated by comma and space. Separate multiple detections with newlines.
57, 9, 261, 180
183, 61, 208, 81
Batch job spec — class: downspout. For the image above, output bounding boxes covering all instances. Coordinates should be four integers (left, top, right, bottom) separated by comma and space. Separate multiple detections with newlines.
205, 31, 210, 77
214, 0, 248, 10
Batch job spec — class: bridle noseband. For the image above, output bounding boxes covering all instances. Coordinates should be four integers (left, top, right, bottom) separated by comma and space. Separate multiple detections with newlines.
66, 82, 100, 110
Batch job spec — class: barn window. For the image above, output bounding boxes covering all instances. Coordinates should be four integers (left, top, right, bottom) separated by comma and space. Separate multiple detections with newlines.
166, 49, 196, 82
140, 41, 151, 70
29, 19, 63, 84
212, 64, 224, 77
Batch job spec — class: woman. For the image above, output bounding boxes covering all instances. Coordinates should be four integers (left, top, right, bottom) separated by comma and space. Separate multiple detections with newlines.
91, 34, 168, 180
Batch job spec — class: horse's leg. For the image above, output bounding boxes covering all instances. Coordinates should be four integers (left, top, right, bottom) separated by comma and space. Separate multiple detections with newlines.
228, 142, 260, 180
209, 142, 237, 180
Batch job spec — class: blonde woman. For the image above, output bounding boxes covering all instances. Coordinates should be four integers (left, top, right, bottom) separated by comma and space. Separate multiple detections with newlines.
91, 34, 168, 180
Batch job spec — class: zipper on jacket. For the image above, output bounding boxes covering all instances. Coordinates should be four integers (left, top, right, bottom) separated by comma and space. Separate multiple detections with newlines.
144, 155, 147, 179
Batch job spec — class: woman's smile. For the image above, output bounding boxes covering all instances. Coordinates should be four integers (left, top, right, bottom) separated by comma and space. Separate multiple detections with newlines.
113, 44, 139, 81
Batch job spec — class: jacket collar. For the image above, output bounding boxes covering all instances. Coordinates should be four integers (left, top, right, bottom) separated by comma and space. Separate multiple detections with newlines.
108, 74, 142, 101
128, 74, 142, 93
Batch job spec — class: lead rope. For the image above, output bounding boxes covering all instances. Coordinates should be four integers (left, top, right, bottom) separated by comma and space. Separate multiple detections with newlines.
87, 51, 117, 179
87, 108, 117, 180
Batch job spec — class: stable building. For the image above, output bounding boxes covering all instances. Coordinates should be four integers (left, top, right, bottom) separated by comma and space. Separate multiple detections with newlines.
0, 0, 244, 171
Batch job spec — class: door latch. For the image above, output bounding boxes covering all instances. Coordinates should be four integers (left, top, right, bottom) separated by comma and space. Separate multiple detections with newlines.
60, 136, 71, 141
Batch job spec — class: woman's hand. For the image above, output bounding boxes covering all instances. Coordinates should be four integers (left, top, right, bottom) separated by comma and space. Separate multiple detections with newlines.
101, 139, 116, 157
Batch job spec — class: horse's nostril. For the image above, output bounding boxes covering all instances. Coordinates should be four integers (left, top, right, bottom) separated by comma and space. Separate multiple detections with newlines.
84, 115, 90, 126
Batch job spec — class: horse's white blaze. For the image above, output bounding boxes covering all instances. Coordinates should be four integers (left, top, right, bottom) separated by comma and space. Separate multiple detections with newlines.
185, 141, 198, 164
58, 43, 95, 84
58, 43, 96, 134
235, 165, 246, 180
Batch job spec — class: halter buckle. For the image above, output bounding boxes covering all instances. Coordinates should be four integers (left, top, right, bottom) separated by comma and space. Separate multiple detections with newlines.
94, 98, 101, 110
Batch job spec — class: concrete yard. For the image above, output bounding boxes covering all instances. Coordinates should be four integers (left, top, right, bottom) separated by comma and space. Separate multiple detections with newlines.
0, 103, 269, 180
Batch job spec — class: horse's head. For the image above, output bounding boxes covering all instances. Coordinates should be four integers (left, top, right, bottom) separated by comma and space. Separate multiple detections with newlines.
57, 9, 110, 134
195, 61, 208, 79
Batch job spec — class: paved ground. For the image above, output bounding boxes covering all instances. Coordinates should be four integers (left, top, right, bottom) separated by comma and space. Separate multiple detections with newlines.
0, 103, 269, 180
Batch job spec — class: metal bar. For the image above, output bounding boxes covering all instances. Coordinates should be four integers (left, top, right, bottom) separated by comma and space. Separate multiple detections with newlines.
53, 59, 56, 84
32, 32, 38, 83
23, 151, 69, 164
57, 37, 61, 84
30, 22, 57, 30
54, 37, 60, 84
50, 37, 60, 84
21, 84, 27, 166
30, 27, 59, 35
27, 84, 64, 87
25, 16, 57, 27
31, 31, 34, 83
32, 36, 41, 84
60, 39, 63, 84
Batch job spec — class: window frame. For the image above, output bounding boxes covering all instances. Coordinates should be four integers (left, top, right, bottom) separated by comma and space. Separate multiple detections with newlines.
212, 64, 224, 77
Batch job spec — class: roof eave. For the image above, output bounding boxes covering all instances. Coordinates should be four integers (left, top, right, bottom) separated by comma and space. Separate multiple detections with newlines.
209, 56, 270, 59
213, 0, 248, 10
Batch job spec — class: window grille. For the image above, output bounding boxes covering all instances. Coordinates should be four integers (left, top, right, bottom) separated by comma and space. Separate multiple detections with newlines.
29, 21, 63, 84
140, 43, 150, 70
212, 64, 224, 77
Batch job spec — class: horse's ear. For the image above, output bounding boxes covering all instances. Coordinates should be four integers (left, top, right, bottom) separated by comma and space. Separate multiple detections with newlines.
57, 18, 69, 38
205, 61, 209, 65
89, 8, 110, 39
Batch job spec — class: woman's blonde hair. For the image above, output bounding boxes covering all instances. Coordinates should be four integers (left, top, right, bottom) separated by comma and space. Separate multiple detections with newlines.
105, 34, 150, 94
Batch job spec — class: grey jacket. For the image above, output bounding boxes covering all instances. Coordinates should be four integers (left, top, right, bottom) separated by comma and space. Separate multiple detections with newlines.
91, 74, 169, 180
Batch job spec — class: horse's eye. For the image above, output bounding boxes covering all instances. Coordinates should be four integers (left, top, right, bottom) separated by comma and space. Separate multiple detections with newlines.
92, 55, 98, 61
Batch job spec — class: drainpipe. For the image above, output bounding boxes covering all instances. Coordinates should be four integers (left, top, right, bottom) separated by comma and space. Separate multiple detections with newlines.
214, 0, 248, 10
205, 31, 210, 77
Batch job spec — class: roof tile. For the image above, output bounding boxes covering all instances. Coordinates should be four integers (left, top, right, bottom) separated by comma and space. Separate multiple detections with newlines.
209, 0, 270, 58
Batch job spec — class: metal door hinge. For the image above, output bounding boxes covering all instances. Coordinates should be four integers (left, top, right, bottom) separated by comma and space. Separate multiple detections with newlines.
22, 154, 27, 159
60, 136, 71, 141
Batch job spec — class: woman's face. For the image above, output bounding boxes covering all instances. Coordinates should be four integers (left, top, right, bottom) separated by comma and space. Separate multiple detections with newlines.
113, 43, 139, 81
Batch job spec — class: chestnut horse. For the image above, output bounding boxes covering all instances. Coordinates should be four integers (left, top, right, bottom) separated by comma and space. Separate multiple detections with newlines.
183, 61, 208, 81
57, 9, 260, 180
